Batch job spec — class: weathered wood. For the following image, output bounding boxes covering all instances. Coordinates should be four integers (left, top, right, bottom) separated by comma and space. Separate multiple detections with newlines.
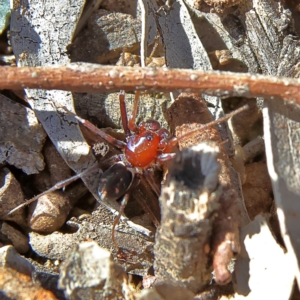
154, 142, 221, 292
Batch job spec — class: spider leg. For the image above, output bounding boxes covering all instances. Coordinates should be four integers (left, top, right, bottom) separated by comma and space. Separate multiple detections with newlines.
143, 168, 161, 198
7, 163, 100, 215
119, 90, 140, 135
112, 192, 131, 250
52, 100, 126, 149
128, 91, 140, 132
112, 171, 140, 250
137, 175, 160, 227
119, 90, 130, 136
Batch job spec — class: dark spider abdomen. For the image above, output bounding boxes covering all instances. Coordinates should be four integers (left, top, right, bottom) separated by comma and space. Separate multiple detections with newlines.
98, 163, 133, 201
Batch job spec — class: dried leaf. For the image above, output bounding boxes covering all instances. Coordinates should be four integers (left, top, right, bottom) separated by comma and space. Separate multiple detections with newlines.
234, 215, 294, 300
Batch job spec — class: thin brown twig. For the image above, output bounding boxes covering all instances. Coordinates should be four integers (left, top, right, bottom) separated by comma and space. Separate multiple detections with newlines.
2, 64, 300, 103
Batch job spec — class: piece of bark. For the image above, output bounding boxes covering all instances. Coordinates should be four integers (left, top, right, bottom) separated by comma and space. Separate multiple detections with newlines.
73, 0, 103, 39
0, 93, 46, 174
43, 140, 72, 187
0, 168, 27, 227
28, 179, 89, 233
1, 222, 29, 254
168, 94, 249, 284
58, 241, 132, 299
69, 9, 141, 64
198, 10, 258, 74
0, 245, 34, 276
238, 0, 300, 287
28, 191, 72, 234
165, 93, 250, 285
154, 143, 222, 293
10, 0, 99, 197
151, 0, 235, 157
242, 162, 273, 220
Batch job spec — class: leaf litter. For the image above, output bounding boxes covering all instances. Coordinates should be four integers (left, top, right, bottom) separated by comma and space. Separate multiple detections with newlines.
0, 0, 300, 299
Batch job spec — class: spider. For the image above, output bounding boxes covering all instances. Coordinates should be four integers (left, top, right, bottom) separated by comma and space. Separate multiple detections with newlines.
9, 90, 247, 249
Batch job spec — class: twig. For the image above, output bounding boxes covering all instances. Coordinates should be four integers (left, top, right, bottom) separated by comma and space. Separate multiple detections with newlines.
1, 64, 300, 102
